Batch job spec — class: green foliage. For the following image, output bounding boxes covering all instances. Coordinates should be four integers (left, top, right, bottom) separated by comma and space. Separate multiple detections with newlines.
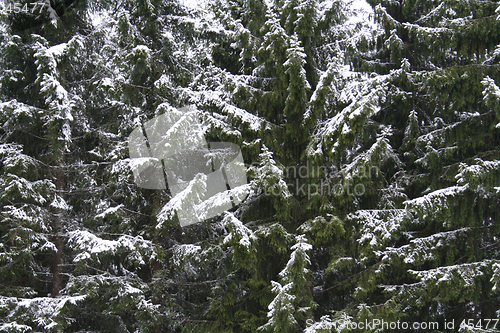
298, 214, 345, 246
259, 235, 315, 332
0, 0, 499, 331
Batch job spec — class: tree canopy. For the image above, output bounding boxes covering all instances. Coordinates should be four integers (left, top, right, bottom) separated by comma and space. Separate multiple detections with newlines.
1, 0, 500, 332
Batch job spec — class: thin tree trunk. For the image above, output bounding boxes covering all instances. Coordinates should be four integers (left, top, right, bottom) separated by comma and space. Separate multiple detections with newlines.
52, 164, 65, 297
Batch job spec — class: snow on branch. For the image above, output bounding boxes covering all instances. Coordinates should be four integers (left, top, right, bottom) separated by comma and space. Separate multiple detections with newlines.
409, 261, 494, 287
377, 228, 471, 264
63, 274, 157, 313
481, 75, 500, 128
307, 74, 389, 158
348, 209, 413, 259
258, 281, 297, 332
3, 204, 52, 232
170, 243, 202, 267
456, 158, 500, 193
1, 174, 55, 205
374, 4, 401, 29
403, 185, 468, 227
382, 262, 498, 307
339, 135, 398, 182
0, 295, 85, 331
68, 230, 156, 266
223, 212, 257, 251
279, 235, 313, 282
0, 144, 40, 174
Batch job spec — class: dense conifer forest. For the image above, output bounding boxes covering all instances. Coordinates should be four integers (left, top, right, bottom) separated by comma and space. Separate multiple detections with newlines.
1, 0, 500, 331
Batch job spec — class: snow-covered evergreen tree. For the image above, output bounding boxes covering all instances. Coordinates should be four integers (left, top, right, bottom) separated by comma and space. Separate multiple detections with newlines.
283, 33, 311, 160
303, 0, 500, 329
259, 235, 315, 332
1, 0, 499, 331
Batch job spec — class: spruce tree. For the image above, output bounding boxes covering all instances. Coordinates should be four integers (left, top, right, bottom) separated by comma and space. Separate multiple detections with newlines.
1, 0, 499, 332
303, 0, 500, 330
283, 33, 310, 161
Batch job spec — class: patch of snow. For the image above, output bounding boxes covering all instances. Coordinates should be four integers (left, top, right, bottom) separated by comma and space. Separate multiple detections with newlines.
96, 204, 123, 218
46, 43, 67, 57
50, 194, 70, 210
346, 0, 376, 28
